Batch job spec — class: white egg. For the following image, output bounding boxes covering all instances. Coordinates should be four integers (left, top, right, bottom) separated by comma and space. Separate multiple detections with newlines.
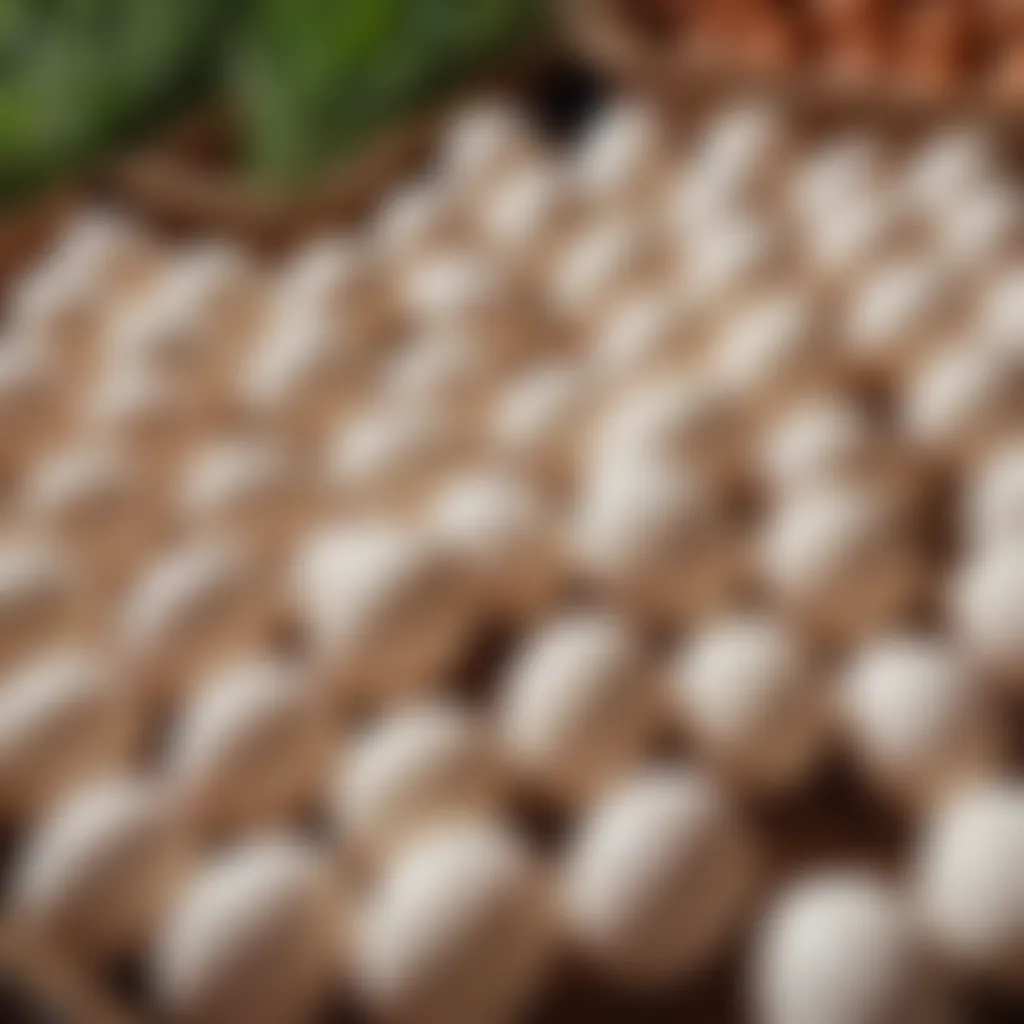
950, 539, 1024, 687
902, 126, 1000, 219
167, 657, 330, 833
498, 612, 656, 806
786, 134, 885, 226
915, 782, 1024, 986
841, 636, 1002, 808
586, 375, 740, 483
0, 649, 134, 820
562, 769, 754, 986
755, 871, 948, 1024
427, 470, 562, 623
710, 290, 828, 417
439, 99, 535, 188
119, 538, 271, 697
332, 703, 502, 859
355, 821, 552, 1024
155, 838, 337, 1024
683, 215, 783, 311
489, 361, 591, 484
12, 779, 190, 959
842, 258, 952, 378
325, 400, 467, 513
574, 459, 738, 624
903, 343, 1024, 465
670, 615, 828, 793
291, 521, 470, 702
964, 437, 1024, 545
759, 481, 920, 642
178, 436, 302, 549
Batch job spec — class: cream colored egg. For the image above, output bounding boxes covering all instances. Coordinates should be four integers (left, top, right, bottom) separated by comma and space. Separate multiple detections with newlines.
355, 821, 552, 1024
681, 214, 784, 314
755, 871, 949, 1024
903, 343, 1024, 466
976, 264, 1024, 357
489, 360, 591, 486
842, 258, 952, 379
332, 703, 502, 860
915, 781, 1024, 987
325, 399, 467, 514
669, 615, 828, 793
547, 215, 646, 325
933, 183, 1022, 273
574, 459, 738, 625
167, 657, 331, 834
757, 397, 908, 504
276, 235, 367, 324
11, 778, 190, 959
964, 437, 1024, 545
20, 441, 152, 590
427, 469, 562, 623
0, 340, 58, 478
799, 191, 897, 283
370, 179, 456, 268
759, 481, 920, 642
562, 769, 755, 987
950, 539, 1024, 688
786, 133, 885, 227
0, 538, 85, 672
0, 649, 135, 821
586, 374, 741, 484
291, 521, 470, 702
902, 126, 1000, 220
438, 98, 536, 190
119, 538, 273, 699
240, 308, 370, 444
710, 290, 829, 418
589, 285, 695, 385
154, 838, 337, 1024
571, 100, 668, 204
498, 612, 656, 807
178, 436, 304, 551
841, 636, 1002, 809
83, 364, 202, 483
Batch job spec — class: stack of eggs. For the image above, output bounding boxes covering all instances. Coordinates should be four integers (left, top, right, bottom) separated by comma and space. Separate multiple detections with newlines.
0, 91, 1023, 1023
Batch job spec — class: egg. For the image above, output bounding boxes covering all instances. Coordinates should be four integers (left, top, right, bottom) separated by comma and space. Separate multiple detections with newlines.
669, 615, 828, 793
901, 126, 1001, 220
240, 306, 373, 444
756, 397, 910, 506
324, 400, 467, 514
154, 838, 338, 1024
586, 375, 741, 484
355, 821, 553, 1024
0, 649, 135, 821
166, 657, 331, 834
118, 538, 274, 700
710, 290, 830, 419
754, 871, 949, 1024
786, 133, 886, 228
975, 263, 1024, 357
291, 521, 471, 703
438, 98, 537, 191
915, 781, 1024, 987
964, 437, 1024, 545
950, 539, 1024, 688
562, 769, 755, 987
20, 441, 152, 591
177, 436, 305, 553
759, 481, 921, 643
799, 191, 899, 284
574, 459, 739, 625
498, 612, 656, 807
331, 703, 503, 860
902, 343, 1024, 466
571, 100, 669, 205
489, 361, 592, 487
840, 636, 1002, 809
11, 778, 190, 960
0, 538, 86, 672
427, 469, 563, 624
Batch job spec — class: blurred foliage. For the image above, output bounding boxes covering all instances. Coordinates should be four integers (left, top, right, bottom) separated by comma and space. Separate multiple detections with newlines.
231, 0, 546, 185
0, 0, 546, 203
1, 0, 230, 200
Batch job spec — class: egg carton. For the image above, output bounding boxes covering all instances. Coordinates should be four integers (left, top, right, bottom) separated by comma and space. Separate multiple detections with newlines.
1, 78, 1024, 1024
